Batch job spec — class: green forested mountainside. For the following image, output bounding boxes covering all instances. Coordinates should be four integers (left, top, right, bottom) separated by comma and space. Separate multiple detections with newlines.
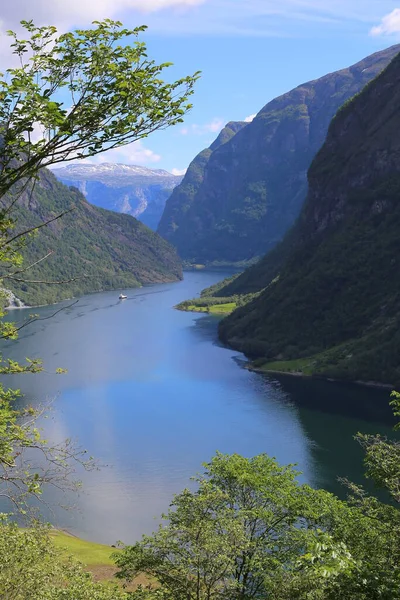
207, 226, 299, 297
7, 169, 182, 305
219, 51, 400, 386
157, 121, 246, 242
158, 45, 400, 265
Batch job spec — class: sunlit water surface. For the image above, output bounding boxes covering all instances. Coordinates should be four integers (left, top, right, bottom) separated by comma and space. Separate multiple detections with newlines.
1, 270, 394, 544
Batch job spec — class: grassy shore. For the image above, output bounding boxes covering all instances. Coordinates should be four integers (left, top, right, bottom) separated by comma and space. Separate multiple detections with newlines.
178, 302, 237, 315
50, 530, 116, 566
248, 356, 393, 390
251, 357, 317, 376
50, 530, 150, 588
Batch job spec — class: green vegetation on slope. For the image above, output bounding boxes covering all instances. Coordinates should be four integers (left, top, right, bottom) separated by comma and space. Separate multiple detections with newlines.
115, 447, 400, 599
158, 45, 400, 265
8, 169, 182, 306
219, 51, 400, 387
50, 530, 115, 566
176, 300, 238, 314
158, 121, 246, 248
176, 289, 261, 316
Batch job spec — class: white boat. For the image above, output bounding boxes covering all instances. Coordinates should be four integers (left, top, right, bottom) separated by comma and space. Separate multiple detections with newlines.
119, 294, 127, 300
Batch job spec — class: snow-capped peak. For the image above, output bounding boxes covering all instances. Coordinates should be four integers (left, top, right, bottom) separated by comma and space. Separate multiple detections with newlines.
51, 162, 179, 184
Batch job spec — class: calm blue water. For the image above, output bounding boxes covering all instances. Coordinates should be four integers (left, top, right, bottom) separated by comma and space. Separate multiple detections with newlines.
2, 270, 395, 544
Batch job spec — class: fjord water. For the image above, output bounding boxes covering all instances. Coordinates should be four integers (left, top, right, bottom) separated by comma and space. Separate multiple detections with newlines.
3, 271, 394, 544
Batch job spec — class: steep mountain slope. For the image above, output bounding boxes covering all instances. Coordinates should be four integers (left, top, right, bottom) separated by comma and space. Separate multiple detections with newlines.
53, 163, 182, 230
7, 168, 182, 305
219, 50, 400, 386
157, 121, 246, 246
158, 45, 400, 265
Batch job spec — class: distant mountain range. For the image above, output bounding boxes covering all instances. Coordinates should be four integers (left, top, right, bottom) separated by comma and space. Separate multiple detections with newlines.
218, 48, 400, 386
52, 163, 183, 230
8, 168, 182, 306
158, 44, 400, 265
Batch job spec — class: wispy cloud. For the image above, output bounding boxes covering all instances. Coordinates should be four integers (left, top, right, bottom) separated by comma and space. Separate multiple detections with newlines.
180, 118, 224, 135
81, 141, 161, 165
244, 114, 256, 123
171, 167, 187, 176
370, 9, 400, 37
0, 0, 206, 28
0, 1, 397, 38
139, 0, 399, 36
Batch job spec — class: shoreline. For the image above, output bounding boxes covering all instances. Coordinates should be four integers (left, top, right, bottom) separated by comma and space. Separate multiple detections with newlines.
246, 363, 394, 391
3, 279, 182, 312
4, 274, 185, 312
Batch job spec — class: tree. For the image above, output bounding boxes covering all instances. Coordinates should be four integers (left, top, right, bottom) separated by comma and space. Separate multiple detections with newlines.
0, 516, 129, 599
0, 18, 199, 514
357, 390, 400, 503
0, 18, 198, 597
0, 19, 199, 199
114, 453, 361, 600
0, 18, 198, 286
336, 390, 400, 600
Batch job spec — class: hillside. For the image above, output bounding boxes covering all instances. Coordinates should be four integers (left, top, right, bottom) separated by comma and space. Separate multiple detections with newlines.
6, 168, 182, 306
158, 45, 400, 265
219, 50, 400, 387
53, 163, 182, 230
157, 121, 246, 247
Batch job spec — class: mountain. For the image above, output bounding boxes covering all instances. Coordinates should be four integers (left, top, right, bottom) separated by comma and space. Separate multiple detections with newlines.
219, 49, 400, 387
52, 163, 182, 230
158, 45, 400, 265
7, 168, 182, 306
157, 121, 247, 248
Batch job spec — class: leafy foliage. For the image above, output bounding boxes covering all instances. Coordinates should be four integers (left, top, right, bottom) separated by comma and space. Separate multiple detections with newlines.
115, 453, 398, 600
0, 18, 198, 306
4, 168, 182, 306
0, 17, 195, 511
0, 19, 198, 199
355, 391, 400, 503
0, 16, 198, 598
0, 519, 127, 599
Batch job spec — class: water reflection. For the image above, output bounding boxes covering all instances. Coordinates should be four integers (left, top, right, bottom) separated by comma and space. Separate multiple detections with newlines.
0, 271, 393, 544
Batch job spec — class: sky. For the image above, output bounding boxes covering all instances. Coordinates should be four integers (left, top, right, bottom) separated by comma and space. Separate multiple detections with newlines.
0, 1, 400, 174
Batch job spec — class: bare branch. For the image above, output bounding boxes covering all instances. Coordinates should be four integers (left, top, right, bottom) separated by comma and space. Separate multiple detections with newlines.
2, 250, 54, 277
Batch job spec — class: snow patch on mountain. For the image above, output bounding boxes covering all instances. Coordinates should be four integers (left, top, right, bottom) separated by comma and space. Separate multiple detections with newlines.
52, 163, 183, 230
52, 163, 181, 187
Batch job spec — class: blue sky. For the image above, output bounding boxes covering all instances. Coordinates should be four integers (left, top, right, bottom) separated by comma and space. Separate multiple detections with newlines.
1, 1, 400, 173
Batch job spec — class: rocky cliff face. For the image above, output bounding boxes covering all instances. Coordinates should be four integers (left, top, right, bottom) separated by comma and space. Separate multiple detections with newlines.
158, 45, 400, 265
157, 121, 246, 247
8, 168, 182, 305
219, 50, 400, 386
53, 163, 182, 230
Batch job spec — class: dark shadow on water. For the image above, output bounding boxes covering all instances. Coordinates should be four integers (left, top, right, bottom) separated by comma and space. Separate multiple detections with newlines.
188, 314, 398, 501
189, 314, 395, 425
189, 313, 228, 347
267, 373, 395, 425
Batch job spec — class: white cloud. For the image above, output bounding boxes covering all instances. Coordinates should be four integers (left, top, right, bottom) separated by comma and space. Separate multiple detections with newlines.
180, 118, 224, 136
370, 9, 400, 37
171, 167, 187, 176
0, 0, 206, 29
147, 0, 400, 37
0, 0, 397, 39
244, 114, 256, 123
205, 118, 225, 133
79, 141, 161, 165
